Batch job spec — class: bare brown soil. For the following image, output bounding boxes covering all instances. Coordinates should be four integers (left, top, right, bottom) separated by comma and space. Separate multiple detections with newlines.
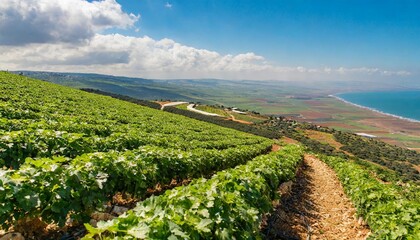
304, 130, 354, 157
145, 178, 192, 199
112, 192, 139, 208
263, 155, 370, 240
281, 137, 300, 145
413, 164, 420, 173
227, 113, 253, 125
155, 101, 171, 106
305, 130, 343, 150
409, 148, 420, 152
272, 144, 281, 152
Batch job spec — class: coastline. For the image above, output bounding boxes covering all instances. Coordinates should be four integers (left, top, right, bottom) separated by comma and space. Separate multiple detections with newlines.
329, 94, 420, 124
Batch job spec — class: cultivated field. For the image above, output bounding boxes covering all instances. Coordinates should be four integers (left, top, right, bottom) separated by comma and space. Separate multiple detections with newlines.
1, 72, 418, 239
22, 71, 420, 149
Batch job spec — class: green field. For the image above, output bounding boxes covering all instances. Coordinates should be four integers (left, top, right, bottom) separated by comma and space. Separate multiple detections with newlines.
20, 71, 420, 149
0, 72, 281, 238
1, 72, 418, 239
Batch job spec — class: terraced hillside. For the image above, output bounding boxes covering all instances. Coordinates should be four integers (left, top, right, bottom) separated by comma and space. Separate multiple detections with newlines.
0, 72, 292, 238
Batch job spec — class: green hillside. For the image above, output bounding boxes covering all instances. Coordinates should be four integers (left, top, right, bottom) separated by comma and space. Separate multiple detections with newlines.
0, 72, 288, 238
20, 71, 420, 149
1, 72, 418, 239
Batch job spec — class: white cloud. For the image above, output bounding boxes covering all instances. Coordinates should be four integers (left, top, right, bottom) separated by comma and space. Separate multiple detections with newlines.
0, 0, 412, 80
0, 0, 139, 45
165, 2, 173, 8
0, 33, 411, 80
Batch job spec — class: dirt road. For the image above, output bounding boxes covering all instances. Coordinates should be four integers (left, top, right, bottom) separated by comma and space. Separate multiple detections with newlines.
264, 155, 370, 239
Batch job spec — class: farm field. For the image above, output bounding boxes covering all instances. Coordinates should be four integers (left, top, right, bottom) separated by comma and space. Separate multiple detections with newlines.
0, 72, 419, 239
0, 72, 277, 238
3, 1, 420, 239
289, 97, 420, 150
228, 96, 420, 150
21, 71, 420, 149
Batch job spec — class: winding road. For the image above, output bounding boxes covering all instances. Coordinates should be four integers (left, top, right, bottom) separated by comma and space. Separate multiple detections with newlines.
160, 101, 188, 110
186, 104, 222, 117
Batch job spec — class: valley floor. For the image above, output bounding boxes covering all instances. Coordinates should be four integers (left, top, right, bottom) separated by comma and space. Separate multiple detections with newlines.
264, 155, 370, 239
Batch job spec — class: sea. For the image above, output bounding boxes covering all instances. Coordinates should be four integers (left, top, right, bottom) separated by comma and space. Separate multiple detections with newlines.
335, 90, 420, 122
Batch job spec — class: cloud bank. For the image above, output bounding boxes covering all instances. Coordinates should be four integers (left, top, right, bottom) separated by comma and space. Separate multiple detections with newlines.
0, 0, 412, 80
0, 0, 138, 45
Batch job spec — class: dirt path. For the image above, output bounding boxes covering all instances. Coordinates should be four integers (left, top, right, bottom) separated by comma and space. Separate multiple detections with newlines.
264, 154, 370, 240
227, 113, 253, 125
159, 101, 188, 110
187, 104, 222, 116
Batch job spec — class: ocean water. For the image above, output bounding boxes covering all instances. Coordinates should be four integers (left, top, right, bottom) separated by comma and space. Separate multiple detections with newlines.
336, 90, 420, 122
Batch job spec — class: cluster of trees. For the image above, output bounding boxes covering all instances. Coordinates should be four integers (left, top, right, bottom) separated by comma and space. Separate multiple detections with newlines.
334, 131, 419, 181
299, 122, 335, 134
264, 118, 347, 158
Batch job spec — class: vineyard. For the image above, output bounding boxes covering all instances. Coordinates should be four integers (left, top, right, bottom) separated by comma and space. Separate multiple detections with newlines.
319, 155, 420, 239
84, 146, 303, 239
1, 71, 419, 239
0, 72, 279, 238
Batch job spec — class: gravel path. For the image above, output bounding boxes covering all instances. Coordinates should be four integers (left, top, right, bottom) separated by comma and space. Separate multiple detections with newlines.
264, 154, 370, 239
227, 113, 253, 124
160, 101, 188, 110
186, 104, 221, 116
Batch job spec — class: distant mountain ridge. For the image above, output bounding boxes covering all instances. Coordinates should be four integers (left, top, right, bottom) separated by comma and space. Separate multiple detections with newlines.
17, 71, 419, 105
17, 71, 193, 101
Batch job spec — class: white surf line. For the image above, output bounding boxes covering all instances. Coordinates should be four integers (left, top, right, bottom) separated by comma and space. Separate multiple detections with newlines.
187, 104, 222, 117
329, 94, 420, 123
160, 101, 189, 110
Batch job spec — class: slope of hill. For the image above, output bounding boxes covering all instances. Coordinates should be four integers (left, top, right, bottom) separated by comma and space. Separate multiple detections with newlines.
1, 72, 418, 239
18, 71, 420, 149
80, 91, 419, 239
0, 72, 281, 238
16, 71, 193, 101
108, 92, 420, 238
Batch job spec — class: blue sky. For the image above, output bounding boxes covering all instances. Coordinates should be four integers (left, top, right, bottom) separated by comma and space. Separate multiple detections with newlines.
117, 0, 420, 70
0, 0, 419, 81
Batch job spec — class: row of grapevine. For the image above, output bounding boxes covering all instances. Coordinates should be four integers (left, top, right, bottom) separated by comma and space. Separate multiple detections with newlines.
1, 73, 271, 170
0, 72, 277, 235
84, 145, 304, 239
0, 143, 271, 228
1, 128, 268, 169
319, 155, 420, 239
